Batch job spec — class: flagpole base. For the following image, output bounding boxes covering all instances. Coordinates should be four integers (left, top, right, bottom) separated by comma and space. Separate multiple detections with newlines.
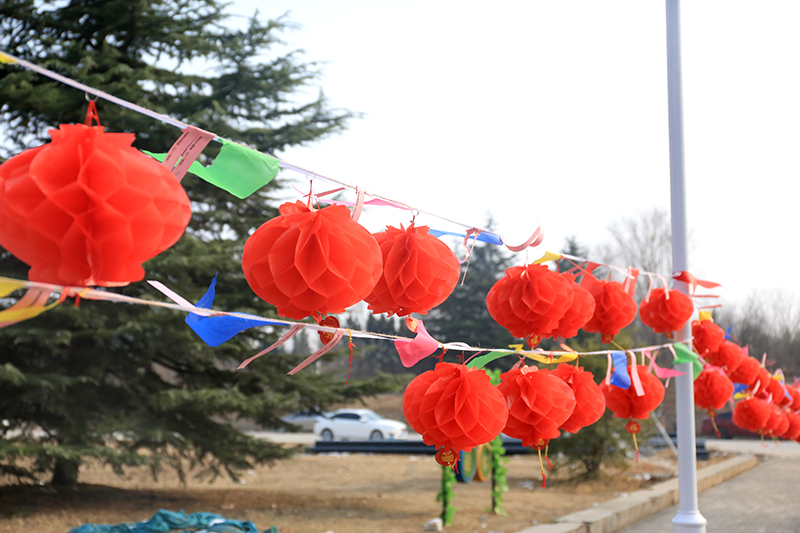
672, 510, 707, 532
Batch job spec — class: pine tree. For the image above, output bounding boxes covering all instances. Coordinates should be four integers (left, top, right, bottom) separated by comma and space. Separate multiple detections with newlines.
0, 0, 393, 486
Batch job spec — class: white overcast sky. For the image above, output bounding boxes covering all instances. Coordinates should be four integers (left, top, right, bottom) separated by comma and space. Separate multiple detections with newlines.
227, 1, 800, 306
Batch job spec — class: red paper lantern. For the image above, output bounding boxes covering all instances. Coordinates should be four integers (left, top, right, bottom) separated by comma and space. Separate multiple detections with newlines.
728, 356, 761, 386
704, 340, 743, 374
582, 280, 638, 343
789, 386, 800, 411
694, 367, 734, 412
364, 224, 459, 317
0, 123, 191, 286
550, 363, 606, 434
783, 411, 800, 441
691, 319, 725, 356
773, 409, 791, 438
497, 365, 576, 448
759, 377, 792, 408
550, 274, 596, 341
750, 367, 771, 396
402, 362, 508, 461
600, 365, 666, 420
242, 201, 382, 320
732, 397, 770, 433
763, 404, 786, 437
486, 264, 574, 346
638, 288, 694, 338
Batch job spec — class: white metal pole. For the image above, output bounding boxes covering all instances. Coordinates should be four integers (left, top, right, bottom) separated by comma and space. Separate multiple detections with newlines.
665, 1, 707, 531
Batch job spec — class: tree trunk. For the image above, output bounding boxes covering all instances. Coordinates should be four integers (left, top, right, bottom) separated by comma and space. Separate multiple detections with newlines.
51, 457, 80, 486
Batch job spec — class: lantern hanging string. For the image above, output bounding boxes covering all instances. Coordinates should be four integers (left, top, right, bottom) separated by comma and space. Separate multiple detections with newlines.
0, 275, 693, 361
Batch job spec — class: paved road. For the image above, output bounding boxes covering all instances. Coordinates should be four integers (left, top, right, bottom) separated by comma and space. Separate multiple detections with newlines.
618, 457, 800, 532
704, 437, 800, 458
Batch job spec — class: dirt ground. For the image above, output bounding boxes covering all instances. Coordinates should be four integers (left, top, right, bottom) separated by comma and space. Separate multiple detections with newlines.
0, 448, 718, 533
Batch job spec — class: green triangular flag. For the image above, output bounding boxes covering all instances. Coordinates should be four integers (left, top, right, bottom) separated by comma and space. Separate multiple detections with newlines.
466, 351, 509, 370
672, 343, 702, 380
145, 139, 280, 199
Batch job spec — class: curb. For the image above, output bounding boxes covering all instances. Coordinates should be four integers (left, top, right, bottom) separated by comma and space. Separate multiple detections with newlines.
514, 455, 758, 533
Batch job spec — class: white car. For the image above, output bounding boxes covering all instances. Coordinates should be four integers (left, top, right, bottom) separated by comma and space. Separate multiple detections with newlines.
280, 410, 327, 432
313, 409, 408, 441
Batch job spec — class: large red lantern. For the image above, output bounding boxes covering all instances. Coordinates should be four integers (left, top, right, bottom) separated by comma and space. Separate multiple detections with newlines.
694, 367, 734, 412
601, 364, 665, 461
497, 365, 576, 448
0, 120, 191, 286
728, 356, 761, 386
691, 319, 725, 356
582, 280, 638, 343
601, 365, 666, 421
638, 288, 694, 338
550, 363, 606, 434
402, 362, 508, 466
550, 274, 596, 341
704, 340, 743, 374
242, 201, 382, 320
732, 397, 770, 433
486, 264, 574, 346
364, 224, 459, 317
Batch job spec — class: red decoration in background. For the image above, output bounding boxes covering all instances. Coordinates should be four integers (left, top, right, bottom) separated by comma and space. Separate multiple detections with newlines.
638, 288, 694, 338
732, 397, 771, 433
763, 404, 786, 437
691, 319, 726, 356
498, 365, 576, 448
750, 367, 771, 396
550, 273, 596, 341
242, 201, 382, 320
316, 315, 340, 345
0, 114, 191, 286
789, 386, 800, 411
402, 362, 508, 457
694, 367, 734, 411
784, 411, 800, 441
365, 224, 459, 317
550, 363, 606, 433
704, 340, 743, 374
486, 264, 574, 346
728, 356, 761, 386
761, 377, 791, 408
582, 280, 638, 343
601, 365, 665, 420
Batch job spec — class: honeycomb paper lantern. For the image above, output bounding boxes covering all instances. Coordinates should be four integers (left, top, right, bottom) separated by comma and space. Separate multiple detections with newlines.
582, 280, 638, 343
704, 340, 743, 374
601, 365, 666, 420
242, 201, 383, 320
638, 288, 694, 338
550, 273, 596, 341
789, 386, 800, 411
364, 224, 459, 317
486, 264, 574, 345
0, 123, 191, 286
550, 363, 606, 434
763, 404, 786, 437
732, 397, 771, 433
497, 365, 576, 448
750, 367, 771, 396
402, 362, 508, 464
728, 356, 761, 386
762, 377, 792, 408
783, 411, 800, 441
694, 367, 734, 412
691, 319, 725, 356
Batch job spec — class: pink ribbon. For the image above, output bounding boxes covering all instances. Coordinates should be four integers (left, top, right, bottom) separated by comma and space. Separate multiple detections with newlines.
394, 320, 439, 367
238, 324, 306, 369
287, 330, 344, 375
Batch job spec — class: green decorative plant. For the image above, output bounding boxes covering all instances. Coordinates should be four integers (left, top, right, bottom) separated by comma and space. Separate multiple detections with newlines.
437, 464, 457, 526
